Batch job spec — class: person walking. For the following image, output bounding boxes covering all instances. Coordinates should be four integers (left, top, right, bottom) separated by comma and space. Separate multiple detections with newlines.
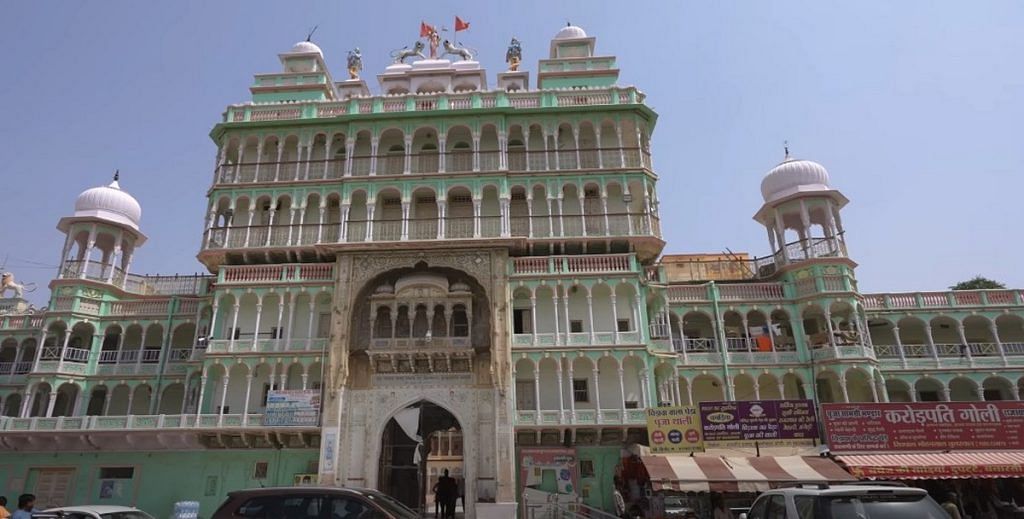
0, 497, 10, 519
11, 495, 36, 519
941, 493, 963, 519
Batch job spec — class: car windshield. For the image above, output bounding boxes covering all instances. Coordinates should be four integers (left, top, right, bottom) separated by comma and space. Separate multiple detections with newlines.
362, 491, 418, 519
809, 493, 948, 519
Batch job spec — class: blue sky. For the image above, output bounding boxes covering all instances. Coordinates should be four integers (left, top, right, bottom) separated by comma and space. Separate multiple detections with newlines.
2, 1, 1022, 305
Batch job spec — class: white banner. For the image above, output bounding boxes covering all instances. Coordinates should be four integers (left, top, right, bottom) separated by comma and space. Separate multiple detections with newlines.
263, 390, 321, 426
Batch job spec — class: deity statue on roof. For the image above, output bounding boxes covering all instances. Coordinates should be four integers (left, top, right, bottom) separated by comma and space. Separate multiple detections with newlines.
346, 48, 362, 79
506, 37, 522, 71
421, 21, 442, 59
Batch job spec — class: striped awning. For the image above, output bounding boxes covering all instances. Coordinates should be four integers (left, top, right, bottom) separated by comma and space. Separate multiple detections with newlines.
837, 452, 1024, 480
641, 455, 855, 493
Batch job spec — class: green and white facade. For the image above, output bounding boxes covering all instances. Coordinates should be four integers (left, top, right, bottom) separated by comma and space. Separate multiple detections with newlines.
1, 23, 1023, 518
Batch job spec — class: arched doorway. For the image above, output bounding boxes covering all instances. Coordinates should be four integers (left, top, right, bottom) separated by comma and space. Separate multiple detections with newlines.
379, 401, 463, 515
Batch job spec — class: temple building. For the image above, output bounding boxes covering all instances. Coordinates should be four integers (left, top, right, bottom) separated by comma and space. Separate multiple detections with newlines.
0, 23, 1022, 519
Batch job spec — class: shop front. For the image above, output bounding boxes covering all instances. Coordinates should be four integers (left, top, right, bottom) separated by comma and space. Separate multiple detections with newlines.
823, 402, 1024, 519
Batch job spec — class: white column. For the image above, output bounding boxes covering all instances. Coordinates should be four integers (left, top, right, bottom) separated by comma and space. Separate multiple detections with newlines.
275, 293, 287, 351
586, 294, 596, 343
610, 294, 619, 344
530, 296, 538, 346
253, 140, 264, 180
241, 374, 254, 425
617, 368, 627, 417
57, 330, 71, 372
990, 321, 1007, 365
403, 135, 413, 174
317, 205, 326, 243
228, 302, 241, 352
472, 198, 482, 237
339, 203, 350, 242
218, 376, 230, 422
284, 295, 297, 351
102, 387, 114, 416
839, 374, 850, 403
555, 358, 565, 422
301, 373, 309, 390
533, 365, 541, 417
344, 141, 355, 177
274, 142, 284, 181
233, 143, 244, 183
251, 299, 264, 352
956, 322, 974, 362
592, 367, 602, 423
306, 298, 317, 350
194, 374, 207, 419
45, 391, 58, 417
824, 312, 837, 348
369, 137, 379, 176
673, 366, 682, 405
640, 370, 650, 408
552, 289, 561, 346
566, 360, 576, 422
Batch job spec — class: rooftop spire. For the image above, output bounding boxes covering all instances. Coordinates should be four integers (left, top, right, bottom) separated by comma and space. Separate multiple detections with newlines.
783, 141, 790, 160
306, 25, 318, 42
113, 169, 119, 182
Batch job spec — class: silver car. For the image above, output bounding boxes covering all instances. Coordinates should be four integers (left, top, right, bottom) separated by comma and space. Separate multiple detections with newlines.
36, 505, 156, 519
740, 484, 947, 519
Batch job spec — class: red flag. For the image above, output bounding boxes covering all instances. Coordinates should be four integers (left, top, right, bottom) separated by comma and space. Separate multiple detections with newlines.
420, 21, 435, 37
454, 16, 470, 32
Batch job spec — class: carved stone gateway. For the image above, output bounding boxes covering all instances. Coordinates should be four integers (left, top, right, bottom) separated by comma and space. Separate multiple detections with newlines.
318, 249, 516, 519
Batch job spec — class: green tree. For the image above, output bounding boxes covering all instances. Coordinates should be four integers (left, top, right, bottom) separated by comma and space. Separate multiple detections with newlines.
950, 276, 1006, 290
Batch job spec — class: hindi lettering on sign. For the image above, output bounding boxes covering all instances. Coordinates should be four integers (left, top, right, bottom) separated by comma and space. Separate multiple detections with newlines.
822, 402, 1024, 453
698, 400, 818, 447
646, 406, 703, 453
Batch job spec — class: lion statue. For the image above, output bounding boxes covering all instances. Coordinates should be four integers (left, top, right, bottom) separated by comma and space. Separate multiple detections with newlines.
442, 40, 474, 61
392, 41, 426, 64
0, 272, 33, 299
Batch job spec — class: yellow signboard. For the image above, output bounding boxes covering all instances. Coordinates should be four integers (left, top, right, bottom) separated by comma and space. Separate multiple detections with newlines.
646, 406, 704, 453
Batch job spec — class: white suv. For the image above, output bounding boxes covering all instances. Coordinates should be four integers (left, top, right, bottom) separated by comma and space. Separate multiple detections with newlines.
740, 483, 948, 519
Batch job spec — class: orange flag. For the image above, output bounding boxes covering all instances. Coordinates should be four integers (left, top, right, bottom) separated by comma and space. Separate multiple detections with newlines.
420, 21, 435, 37
454, 16, 470, 32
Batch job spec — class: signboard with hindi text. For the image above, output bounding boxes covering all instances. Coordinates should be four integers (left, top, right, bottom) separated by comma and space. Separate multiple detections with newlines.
822, 402, 1024, 453
646, 406, 703, 453
699, 399, 818, 447
263, 390, 321, 426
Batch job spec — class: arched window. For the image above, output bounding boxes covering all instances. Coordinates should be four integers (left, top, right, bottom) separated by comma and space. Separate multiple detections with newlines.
451, 305, 469, 337
374, 307, 393, 338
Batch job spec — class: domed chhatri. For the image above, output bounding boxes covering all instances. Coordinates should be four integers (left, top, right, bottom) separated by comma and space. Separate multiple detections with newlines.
554, 24, 587, 40
73, 172, 143, 230
289, 40, 323, 56
759, 152, 832, 203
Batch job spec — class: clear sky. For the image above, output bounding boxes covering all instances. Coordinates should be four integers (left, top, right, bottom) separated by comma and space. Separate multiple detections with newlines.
2, 1, 1022, 306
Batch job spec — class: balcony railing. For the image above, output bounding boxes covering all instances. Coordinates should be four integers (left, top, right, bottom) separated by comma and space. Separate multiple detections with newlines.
368, 336, 471, 350
204, 213, 659, 250
225, 86, 644, 123
512, 331, 643, 347
515, 408, 648, 426
206, 337, 327, 354
0, 314, 44, 330
875, 342, 1024, 361
863, 289, 1024, 310
219, 263, 334, 284
216, 146, 648, 185
59, 261, 212, 296
0, 413, 317, 432
510, 254, 636, 276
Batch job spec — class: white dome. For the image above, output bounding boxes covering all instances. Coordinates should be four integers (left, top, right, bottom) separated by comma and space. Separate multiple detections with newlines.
554, 25, 587, 40
74, 178, 142, 230
760, 155, 831, 203
290, 41, 323, 56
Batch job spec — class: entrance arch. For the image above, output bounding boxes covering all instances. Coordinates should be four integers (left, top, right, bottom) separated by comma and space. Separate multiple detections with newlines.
378, 400, 464, 514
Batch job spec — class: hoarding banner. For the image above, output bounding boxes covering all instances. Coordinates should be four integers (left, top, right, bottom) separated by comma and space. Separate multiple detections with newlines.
822, 402, 1024, 452
263, 390, 321, 426
699, 399, 818, 447
519, 448, 578, 510
646, 406, 703, 453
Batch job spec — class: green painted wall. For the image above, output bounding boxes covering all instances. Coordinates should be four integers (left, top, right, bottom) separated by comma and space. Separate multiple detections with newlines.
576, 446, 621, 513
0, 449, 318, 517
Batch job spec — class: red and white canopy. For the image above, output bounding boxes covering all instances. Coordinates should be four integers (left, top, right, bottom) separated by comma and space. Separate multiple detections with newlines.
837, 452, 1024, 479
642, 455, 854, 493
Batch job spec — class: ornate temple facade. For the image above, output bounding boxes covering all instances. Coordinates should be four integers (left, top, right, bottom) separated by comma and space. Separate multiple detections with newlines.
1, 23, 1022, 518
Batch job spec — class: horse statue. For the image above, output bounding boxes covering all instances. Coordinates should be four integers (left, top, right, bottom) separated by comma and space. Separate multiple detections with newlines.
442, 40, 474, 61
346, 47, 363, 79
506, 37, 522, 71
0, 272, 34, 299
391, 41, 426, 64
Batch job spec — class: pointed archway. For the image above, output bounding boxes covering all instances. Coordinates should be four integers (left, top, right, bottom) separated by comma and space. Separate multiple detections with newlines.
379, 400, 463, 514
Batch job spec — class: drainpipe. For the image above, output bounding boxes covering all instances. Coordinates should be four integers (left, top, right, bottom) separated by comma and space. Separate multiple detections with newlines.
709, 282, 733, 400
149, 297, 178, 415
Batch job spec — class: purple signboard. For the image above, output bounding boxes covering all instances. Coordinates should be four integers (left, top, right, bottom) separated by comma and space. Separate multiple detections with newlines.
699, 400, 818, 447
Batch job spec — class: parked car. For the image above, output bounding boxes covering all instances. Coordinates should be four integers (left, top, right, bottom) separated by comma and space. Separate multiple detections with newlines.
740, 483, 947, 519
34, 505, 155, 519
212, 487, 419, 519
